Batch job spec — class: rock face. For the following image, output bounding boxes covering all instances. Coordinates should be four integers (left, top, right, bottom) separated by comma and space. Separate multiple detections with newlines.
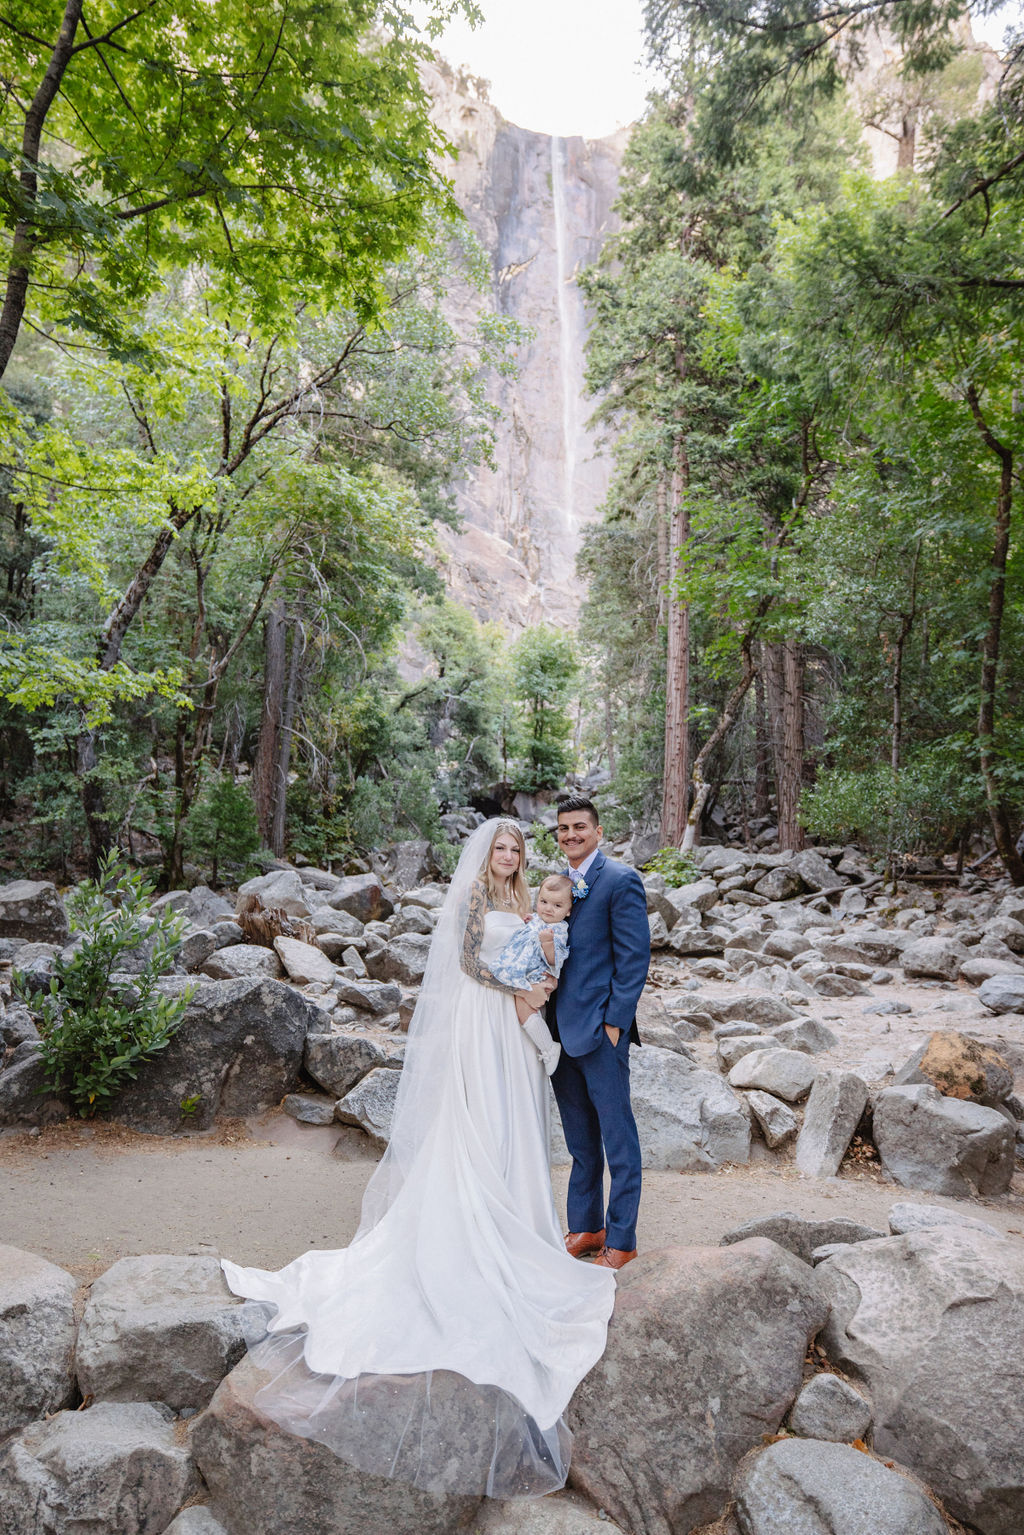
0, 1246, 76, 1436
109, 979, 320, 1134
425, 62, 626, 627
192, 1355, 481, 1535
819, 1227, 1024, 1534
629, 1046, 750, 1169
567, 1240, 828, 1534
872, 1083, 1015, 1197
0, 1399, 198, 1535
0, 878, 68, 943
733, 1438, 947, 1535
76, 1255, 266, 1411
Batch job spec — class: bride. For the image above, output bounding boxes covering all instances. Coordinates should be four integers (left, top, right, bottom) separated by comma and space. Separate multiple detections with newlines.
221, 818, 616, 1498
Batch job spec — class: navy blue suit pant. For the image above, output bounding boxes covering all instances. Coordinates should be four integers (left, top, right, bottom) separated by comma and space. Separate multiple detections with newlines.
552, 1030, 642, 1252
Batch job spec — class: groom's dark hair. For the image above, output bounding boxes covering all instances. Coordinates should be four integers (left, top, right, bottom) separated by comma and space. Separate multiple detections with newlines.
556, 794, 600, 827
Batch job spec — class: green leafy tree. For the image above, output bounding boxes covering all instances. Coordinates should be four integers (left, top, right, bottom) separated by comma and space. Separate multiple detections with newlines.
509, 626, 579, 792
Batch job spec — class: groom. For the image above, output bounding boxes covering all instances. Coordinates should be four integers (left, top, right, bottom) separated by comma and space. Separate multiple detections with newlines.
549, 795, 650, 1270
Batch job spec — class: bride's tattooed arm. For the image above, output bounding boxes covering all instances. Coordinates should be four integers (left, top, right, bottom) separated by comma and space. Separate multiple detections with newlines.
460, 881, 519, 992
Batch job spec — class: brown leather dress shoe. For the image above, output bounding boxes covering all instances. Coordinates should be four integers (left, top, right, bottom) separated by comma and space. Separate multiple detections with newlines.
594, 1246, 637, 1270
565, 1229, 606, 1259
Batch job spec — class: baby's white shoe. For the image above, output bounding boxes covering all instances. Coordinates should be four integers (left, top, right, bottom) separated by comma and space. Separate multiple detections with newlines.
539, 1041, 561, 1077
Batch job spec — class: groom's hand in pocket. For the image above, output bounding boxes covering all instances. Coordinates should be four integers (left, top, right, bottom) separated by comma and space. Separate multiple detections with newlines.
604, 1025, 621, 1046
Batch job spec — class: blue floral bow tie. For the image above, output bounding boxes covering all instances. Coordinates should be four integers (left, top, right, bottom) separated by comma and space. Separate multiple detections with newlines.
564, 868, 589, 901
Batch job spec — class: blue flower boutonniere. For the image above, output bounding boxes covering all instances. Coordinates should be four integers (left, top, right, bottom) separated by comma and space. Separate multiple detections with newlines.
572, 878, 589, 902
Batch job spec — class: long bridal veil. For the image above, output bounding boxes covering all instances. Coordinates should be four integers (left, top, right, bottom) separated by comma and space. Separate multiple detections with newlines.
224, 820, 615, 1499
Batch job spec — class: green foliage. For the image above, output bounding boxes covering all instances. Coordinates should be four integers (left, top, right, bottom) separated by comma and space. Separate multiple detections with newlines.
800, 757, 983, 862
22, 851, 191, 1117
185, 773, 261, 885
531, 827, 560, 861
642, 847, 701, 886
509, 626, 580, 792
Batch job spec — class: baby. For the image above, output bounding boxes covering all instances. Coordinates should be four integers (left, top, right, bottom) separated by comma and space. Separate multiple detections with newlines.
491, 874, 573, 1076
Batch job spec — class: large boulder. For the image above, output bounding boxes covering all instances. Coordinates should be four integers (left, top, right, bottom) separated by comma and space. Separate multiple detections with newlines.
704, 994, 802, 1028
334, 978, 403, 1016
387, 839, 439, 891
200, 944, 283, 981
304, 1032, 402, 1098
887, 1201, 1004, 1238
191, 1355, 481, 1534
978, 971, 1024, 1014
630, 1046, 750, 1169
0, 1246, 76, 1436
567, 1240, 828, 1534
366, 933, 431, 986
721, 1212, 884, 1266
733, 1438, 946, 1535
872, 1083, 1015, 1197
790, 849, 845, 893
0, 1400, 198, 1535
746, 1091, 799, 1149
753, 866, 805, 902
109, 979, 320, 1134
900, 936, 968, 981
326, 874, 394, 924
0, 1042, 72, 1127
273, 937, 337, 986
76, 1255, 266, 1411
795, 1070, 868, 1178
984, 915, 1024, 954
893, 1032, 1013, 1106
664, 879, 719, 916
236, 870, 312, 919
0, 879, 68, 943
335, 1066, 402, 1147
818, 1226, 1024, 1534
728, 1048, 818, 1103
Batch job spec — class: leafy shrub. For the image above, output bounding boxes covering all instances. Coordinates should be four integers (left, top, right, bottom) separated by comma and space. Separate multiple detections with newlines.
800, 754, 982, 863
186, 771, 261, 883
20, 851, 191, 1117
642, 847, 702, 886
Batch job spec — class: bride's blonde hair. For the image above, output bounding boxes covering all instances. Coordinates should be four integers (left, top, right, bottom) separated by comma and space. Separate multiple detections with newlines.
479, 819, 531, 916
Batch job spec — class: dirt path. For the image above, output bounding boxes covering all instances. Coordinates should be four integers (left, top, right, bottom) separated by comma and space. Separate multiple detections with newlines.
2, 1110, 1022, 1285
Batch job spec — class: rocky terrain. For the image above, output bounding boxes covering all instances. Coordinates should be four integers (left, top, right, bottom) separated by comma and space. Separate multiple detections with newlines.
1, 826, 1023, 1533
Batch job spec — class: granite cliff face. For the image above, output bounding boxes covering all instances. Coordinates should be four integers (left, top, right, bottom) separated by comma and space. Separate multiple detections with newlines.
426, 62, 627, 629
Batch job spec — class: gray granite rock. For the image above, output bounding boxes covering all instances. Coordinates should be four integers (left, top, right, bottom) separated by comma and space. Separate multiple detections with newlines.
790, 849, 845, 893
335, 1066, 402, 1147
900, 936, 968, 981
978, 971, 1024, 1014
0, 879, 69, 943
872, 1084, 1015, 1197
192, 1355, 481, 1534
818, 1226, 1024, 1534
753, 867, 804, 902
728, 1048, 818, 1103
273, 937, 337, 986
629, 1046, 750, 1170
303, 1032, 401, 1098
716, 1033, 768, 1071
769, 1018, 838, 1055
0, 1042, 72, 1127
334, 978, 403, 1016
366, 933, 431, 985
721, 1212, 884, 1266
795, 1070, 868, 1178
162, 1511, 229, 1535
237, 870, 312, 919
568, 1241, 828, 1535
282, 1093, 337, 1125
472, 1492, 618, 1533
734, 1437, 945, 1535
788, 1375, 872, 1443
0, 1246, 76, 1436
746, 1091, 799, 1149
200, 944, 283, 981
887, 1201, 1004, 1238
76, 1255, 265, 1411
0, 1400, 198, 1535
326, 874, 394, 924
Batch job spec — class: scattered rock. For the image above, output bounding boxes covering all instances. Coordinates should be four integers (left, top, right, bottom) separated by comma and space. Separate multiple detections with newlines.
795, 1070, 868, 1178
335, 1066, 402, 1147
665, 880, 719, 915
746, 1091, 799, 1149
704, 994, 802, 1028
0, 1246, 76, 1436
0, 1042, 72, 1127
0, 879, 69, 944
192, 1355, 481, 1534
334, 979, 403, 1016
108, 978, 319, 1134
273, 937, 337, 987
716, 1034, 768, 1071
978, 971, 1024, 1014
304, 1033, 400, 1097
282, 1093, 337, 1125
568, 1241, 827, 1534
819, 1226, 1024, 1534
76, 1255, 265, 1411
733, 1437, 946, 1535
790, 849, 845, 893
0, 1400, 198, 1535
366, 933, 431, 986
326, 874, 394, 924
893, 1032, 1013, 1106
389, 906, 437, 937
960, 956, 1023, 985
310, 908, 366, 939
647, 912, 671, 949
769, 1018, 838, 1055
180, 929, 219, 973
753, 867, 804, 902
900, 936, 968, 982
473, 1491, 618, 1533
872, 1084, 1015, 1197
201, 944, 283, 981
762, 930, 812, 962
630, 1046, 750, 1169
788, 1375, 872, 1444
813, 973, 866, 999
728, 1049, 818, 1103
387, 839, 439, 891
886, 1202, 1004, 1239
721, 1212, 884, 1266
237, 870, 312, 920
984, 915, 1024, 954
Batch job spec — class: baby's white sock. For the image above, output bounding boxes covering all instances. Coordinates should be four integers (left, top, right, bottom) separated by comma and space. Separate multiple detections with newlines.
520, 1010, 561, 1076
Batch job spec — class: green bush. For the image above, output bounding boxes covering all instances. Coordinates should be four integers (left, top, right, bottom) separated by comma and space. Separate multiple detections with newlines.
642, 847, 702, 887
20, 851, 192, 1117
186, 771, 261, 883
800, 754, 982, 864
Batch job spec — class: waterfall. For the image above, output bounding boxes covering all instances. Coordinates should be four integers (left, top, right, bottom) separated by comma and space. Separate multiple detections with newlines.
550, 134, 576, 532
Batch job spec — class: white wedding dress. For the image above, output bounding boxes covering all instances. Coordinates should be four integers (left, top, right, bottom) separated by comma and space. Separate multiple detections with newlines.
222, 823, 615, 1498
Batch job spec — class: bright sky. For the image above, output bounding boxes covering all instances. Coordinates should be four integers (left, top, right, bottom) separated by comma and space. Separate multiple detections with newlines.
425, 0, 1022, 140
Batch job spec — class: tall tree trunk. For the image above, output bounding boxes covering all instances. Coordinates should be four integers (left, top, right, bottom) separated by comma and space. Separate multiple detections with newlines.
885, 542, 920, 886
777, 639, 805, 850
253, 597, 287, 847
660, 440, 690, 846
753, 650, 771, 818
270, 621, 305, 857
966, 386, 1024, 885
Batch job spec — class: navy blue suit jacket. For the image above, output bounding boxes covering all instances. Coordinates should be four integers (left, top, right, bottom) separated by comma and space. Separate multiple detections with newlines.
550, 849, 651, 1057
